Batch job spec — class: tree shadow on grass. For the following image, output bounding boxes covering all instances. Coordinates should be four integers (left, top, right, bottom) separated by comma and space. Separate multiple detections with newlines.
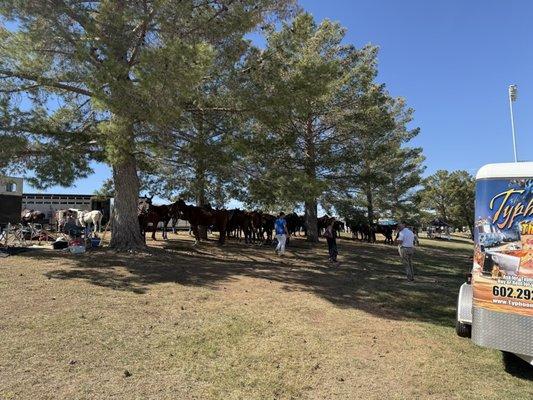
23, 235, 473, 328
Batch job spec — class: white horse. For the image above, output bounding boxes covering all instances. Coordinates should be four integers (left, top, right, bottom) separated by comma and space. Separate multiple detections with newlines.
70, 209, 103, 233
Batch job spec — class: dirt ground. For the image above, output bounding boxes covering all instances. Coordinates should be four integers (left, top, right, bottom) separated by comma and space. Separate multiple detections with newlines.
0, 233, 532, 399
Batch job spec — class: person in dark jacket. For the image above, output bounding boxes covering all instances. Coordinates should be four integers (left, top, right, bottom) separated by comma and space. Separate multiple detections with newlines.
324, 217, 338, 263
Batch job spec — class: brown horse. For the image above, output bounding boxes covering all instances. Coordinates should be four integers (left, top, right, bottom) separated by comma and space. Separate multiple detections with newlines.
138, 199, 174, 240
226, 209, 252, 242
261, 213, 276, 243
174, 199, 231, 245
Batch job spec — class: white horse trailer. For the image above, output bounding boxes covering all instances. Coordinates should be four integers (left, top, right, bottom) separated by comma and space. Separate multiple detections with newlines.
456, 162, 533, 365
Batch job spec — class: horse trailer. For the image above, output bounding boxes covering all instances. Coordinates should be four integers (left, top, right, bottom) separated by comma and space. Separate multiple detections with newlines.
22, 193, 111, 225
456, 162, 533, 365
0, 176, 23, 225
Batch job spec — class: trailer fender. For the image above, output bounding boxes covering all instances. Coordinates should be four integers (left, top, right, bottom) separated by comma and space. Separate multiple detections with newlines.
457, 282, 473, 324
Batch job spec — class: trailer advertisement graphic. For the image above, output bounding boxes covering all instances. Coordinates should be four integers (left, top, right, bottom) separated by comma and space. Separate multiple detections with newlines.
473, 178, 533, 317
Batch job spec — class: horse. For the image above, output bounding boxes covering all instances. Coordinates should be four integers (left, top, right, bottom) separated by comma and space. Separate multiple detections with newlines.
248, 211, 263, 244
261, 213, 276, 244
174, 199, 231, 245
70, 209, 103, 233
136, 197, 176, 241
376, 224, 397, 244
21, 209, 45, 225
55, 209, 76, 232
334, 220, 345, 237
144, 204, 174, 240
345, 218, 375, 242
226, 209, 252, 242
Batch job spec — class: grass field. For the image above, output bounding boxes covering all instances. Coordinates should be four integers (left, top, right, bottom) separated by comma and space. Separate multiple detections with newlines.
0, 233, 532, 399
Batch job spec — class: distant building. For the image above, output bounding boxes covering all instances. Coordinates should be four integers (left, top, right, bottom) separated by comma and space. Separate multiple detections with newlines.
0, 176, 23, 196
0, 176, 23, 224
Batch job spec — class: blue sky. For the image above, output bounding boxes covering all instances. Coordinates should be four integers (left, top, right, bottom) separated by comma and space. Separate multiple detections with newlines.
25, 0, 533, 196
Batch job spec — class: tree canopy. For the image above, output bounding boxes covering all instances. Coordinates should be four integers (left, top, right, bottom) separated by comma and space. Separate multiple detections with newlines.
0, 4, 435, 248
0, 0, 295, 249
420, 170, 475, 234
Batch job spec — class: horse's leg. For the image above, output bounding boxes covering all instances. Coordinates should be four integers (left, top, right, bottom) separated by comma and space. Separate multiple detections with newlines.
219, 222, 226, 245
151, 220, 157, 240
192, 225, 200, 245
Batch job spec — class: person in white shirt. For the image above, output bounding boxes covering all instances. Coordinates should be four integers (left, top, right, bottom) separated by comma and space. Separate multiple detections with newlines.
396, 223, 416, 281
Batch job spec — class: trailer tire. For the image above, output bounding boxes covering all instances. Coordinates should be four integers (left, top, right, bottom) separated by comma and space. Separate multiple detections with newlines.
455, 320, 471, 338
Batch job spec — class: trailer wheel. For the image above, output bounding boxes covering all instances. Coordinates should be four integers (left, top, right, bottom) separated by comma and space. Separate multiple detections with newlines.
455, 320, 471, 338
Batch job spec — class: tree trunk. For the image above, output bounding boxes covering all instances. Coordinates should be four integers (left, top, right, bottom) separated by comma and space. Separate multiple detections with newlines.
366, 189, 374, 225
304, 116, 319, 242
305, 200, 318, 242
195, 111, 208, 240
196, 184, 208, 240
110, 155, 145, 250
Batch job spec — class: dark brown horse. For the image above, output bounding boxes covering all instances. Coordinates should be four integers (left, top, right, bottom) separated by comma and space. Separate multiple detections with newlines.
261, 213, 276, 244
226, 209, 252, 242
174, 199, 231, 245
138, 199, 174, 240
285, 213, 305, 236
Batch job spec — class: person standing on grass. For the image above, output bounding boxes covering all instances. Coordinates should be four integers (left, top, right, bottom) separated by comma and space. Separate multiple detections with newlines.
396, 223, 416, 281
274, 212, 289, 256
324, 217, 338, 263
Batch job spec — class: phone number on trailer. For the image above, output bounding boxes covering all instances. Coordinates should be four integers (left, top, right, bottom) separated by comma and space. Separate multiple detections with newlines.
492, 286, 532, 300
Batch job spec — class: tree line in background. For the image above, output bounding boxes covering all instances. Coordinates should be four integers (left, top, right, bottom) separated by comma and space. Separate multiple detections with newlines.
0, 1, 474, 249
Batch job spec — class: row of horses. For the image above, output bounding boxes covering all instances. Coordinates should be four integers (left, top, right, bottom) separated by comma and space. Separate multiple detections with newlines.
344, 219, 413, 245
21, 204, 404, 246
137, 199, 351, 245
138, 199, 280, 245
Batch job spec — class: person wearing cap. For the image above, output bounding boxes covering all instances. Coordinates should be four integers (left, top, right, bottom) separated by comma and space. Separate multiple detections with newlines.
396, 222, 416, 281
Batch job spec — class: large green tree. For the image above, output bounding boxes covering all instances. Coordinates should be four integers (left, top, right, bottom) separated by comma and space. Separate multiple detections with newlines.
140, 28, 247, 210
238, 13, 376, 241
0, 0, 293, 250
329, 85, 423, 225
421, 169, 475, 235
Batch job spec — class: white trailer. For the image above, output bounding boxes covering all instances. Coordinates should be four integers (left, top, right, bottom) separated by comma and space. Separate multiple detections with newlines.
456, 162, 533, 365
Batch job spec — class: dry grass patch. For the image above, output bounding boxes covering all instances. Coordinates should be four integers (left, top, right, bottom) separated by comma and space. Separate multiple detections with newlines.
0, 233, 531, 399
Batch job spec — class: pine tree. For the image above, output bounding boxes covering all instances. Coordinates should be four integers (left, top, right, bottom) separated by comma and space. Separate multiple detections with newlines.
141, 29, 248, 209
332, 85, 423, 225
0, 0, 294, 250
421, 170, 475, 235
238, 13, 377, 241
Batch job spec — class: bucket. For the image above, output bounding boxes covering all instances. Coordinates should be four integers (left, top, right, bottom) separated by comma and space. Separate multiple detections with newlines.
69, 245, 86, 254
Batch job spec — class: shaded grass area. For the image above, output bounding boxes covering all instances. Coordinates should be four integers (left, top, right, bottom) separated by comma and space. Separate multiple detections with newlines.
39, 234, 470, 326
0, 233, 531, 399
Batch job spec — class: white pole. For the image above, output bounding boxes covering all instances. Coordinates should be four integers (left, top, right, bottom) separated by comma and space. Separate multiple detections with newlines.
508, 85, 518, 162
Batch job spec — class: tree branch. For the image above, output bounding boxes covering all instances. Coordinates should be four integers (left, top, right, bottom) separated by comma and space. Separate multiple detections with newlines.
0, 69, 93, 97
128, 2, 155, 66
